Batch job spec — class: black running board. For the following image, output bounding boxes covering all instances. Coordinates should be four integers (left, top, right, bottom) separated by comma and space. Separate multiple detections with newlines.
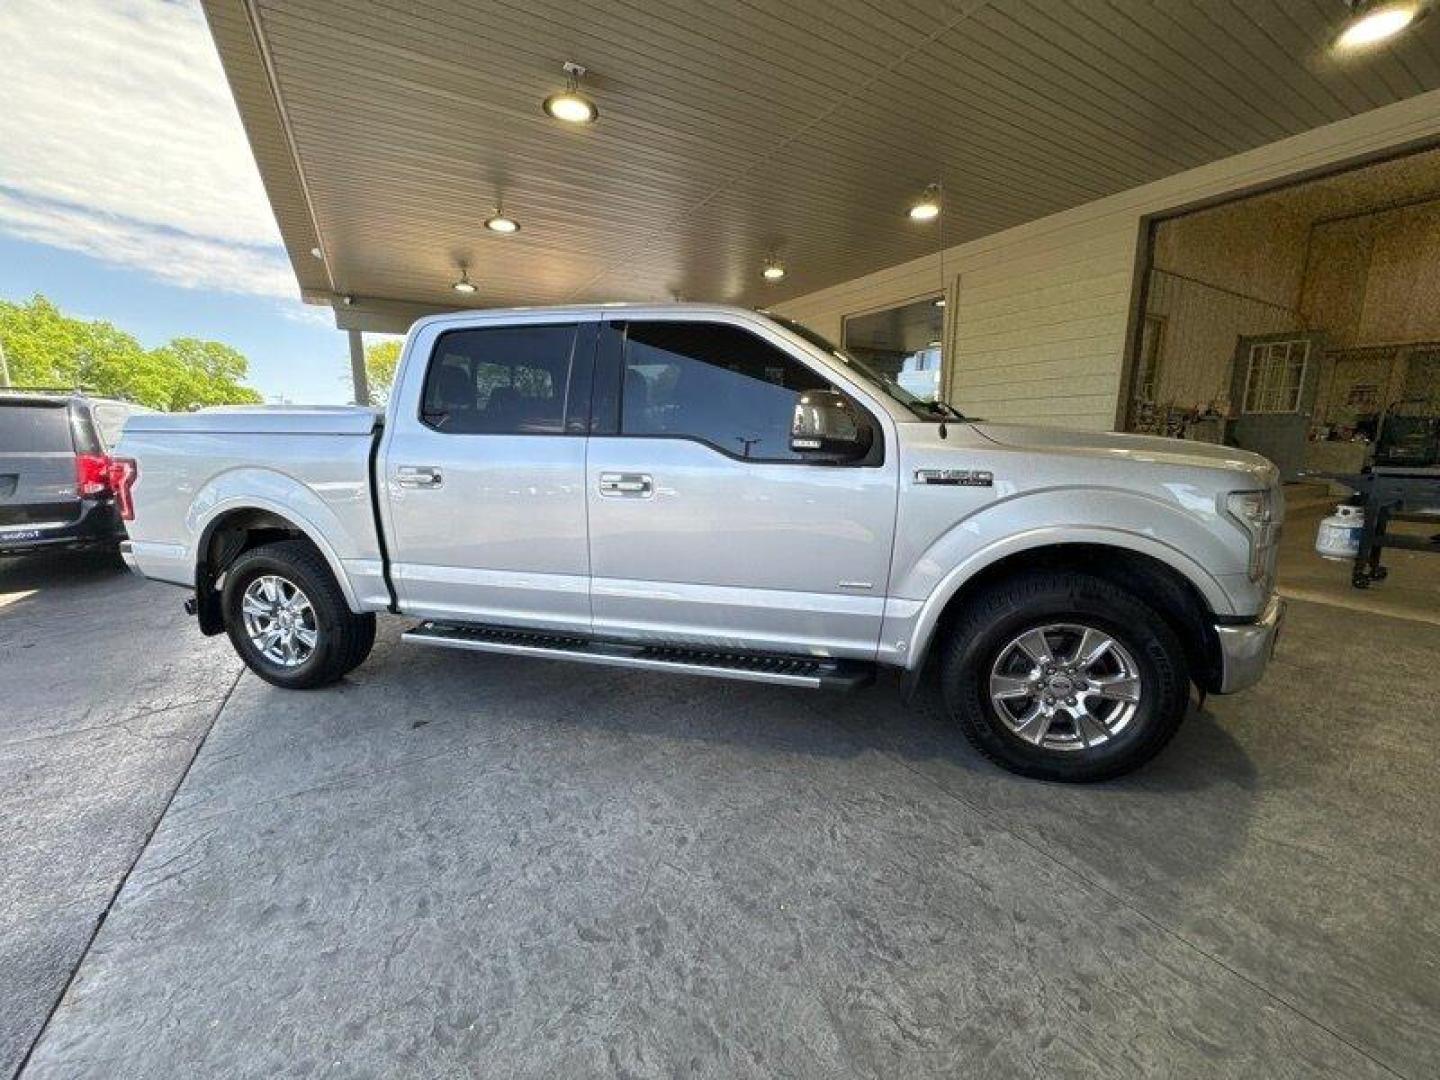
402, 621, 875, 690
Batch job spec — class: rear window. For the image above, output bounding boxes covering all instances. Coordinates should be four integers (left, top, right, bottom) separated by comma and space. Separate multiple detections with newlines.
0, 404, 74, 453
420, 324, 579, 435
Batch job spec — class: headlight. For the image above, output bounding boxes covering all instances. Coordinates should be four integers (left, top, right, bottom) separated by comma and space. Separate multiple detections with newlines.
1224, 490, 1277, 581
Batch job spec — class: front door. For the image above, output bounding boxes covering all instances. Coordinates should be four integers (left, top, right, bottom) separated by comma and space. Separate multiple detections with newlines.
586, 318, 898, 659
1228, 331, 1324, 480
381, 319, 596, 632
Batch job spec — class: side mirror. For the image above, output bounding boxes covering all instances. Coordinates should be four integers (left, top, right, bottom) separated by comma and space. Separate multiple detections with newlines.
791, 389, 873, 462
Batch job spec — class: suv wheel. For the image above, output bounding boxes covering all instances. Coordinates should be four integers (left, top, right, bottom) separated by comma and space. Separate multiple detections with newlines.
939, 571, 1189, 782
222, 540, 376, 689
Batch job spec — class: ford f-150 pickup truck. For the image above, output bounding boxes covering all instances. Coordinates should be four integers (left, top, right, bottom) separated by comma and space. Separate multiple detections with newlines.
115, 303, 1284, 781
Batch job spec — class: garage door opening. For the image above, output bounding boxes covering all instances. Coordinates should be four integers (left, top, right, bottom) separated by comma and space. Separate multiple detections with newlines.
1126, 146, 1440, 479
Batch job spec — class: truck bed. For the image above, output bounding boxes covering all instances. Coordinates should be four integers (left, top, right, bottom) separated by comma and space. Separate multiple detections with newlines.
117, 407, 389, 609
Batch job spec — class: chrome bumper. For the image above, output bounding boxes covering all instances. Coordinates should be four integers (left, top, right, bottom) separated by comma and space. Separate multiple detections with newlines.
118, 540, 143, 577
1214, 593, 1285, 694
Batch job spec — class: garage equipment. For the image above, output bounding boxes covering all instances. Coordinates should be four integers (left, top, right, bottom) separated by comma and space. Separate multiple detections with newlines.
1314, 504, 1363, 561
1311, 403, 1440, 588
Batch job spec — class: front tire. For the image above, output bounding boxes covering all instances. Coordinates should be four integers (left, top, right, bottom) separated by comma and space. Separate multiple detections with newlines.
939, 571, 1189, 782
222, 540, 376, 689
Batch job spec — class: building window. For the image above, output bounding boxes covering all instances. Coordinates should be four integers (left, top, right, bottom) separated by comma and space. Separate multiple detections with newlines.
843, 295, 943, 401
1243, 339, 1310, 414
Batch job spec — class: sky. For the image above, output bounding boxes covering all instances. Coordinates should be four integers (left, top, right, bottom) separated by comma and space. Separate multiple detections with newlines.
0, 0, 367, 404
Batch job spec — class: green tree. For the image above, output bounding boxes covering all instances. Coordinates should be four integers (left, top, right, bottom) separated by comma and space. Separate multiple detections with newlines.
364, 339, 402, 405
0, 294, 261, 410
151, 339, 262, 410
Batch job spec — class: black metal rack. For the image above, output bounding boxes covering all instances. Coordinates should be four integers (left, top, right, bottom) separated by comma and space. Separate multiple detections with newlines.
1311, 467, 1440, 588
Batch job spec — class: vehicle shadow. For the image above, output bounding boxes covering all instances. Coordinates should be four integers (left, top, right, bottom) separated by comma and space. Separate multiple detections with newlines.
208, 623, 1262, 903
405, 646, 1261, 895
0, 548, 129, 619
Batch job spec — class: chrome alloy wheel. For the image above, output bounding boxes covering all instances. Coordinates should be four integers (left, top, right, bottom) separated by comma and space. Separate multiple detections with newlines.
988, 623, 1142, 752
241, 574, 318, 668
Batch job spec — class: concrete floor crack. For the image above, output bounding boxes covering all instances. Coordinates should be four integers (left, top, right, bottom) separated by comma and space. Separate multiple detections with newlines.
10, 666, 244, 1080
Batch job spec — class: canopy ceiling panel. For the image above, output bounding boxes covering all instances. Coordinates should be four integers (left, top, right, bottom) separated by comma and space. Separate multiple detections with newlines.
202, 0, 1440, 323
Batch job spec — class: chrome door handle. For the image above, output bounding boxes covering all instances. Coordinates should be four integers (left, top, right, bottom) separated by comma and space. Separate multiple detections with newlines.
598, 472, 652, 497
396, 465, 443, 489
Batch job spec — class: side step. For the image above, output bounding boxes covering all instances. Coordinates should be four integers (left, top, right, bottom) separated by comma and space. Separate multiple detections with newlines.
401, 621, 875, 691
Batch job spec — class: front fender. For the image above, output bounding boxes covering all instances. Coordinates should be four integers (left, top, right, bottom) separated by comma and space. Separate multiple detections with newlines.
187, 468, 367, 612
887, 487, 1243, 670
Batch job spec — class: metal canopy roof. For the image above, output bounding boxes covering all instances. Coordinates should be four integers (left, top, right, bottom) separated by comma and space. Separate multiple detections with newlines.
203, 0, 1440, 330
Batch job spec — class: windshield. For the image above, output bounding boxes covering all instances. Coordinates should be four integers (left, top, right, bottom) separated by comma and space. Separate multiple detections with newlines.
766, 314, 964, 421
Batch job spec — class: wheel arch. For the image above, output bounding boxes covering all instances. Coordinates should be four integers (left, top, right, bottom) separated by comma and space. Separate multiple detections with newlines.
192, 501, 358, 634
904, 539, 1225, 696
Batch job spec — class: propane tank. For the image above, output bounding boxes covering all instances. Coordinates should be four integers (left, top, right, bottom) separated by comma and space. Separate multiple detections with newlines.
1315, 504, 1363, 561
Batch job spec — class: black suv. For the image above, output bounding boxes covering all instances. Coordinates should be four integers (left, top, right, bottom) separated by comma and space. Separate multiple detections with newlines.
0, 390, 144, 557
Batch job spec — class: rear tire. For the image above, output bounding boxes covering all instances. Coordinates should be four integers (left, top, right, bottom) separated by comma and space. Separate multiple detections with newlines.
938, 571, 1188, 782
222, 540, 375, 689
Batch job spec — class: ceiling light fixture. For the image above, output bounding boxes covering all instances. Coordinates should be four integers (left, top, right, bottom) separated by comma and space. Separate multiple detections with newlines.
543, 61, 599, 124
908, 184, 942, 222
762, 258, 786, 281
484, 210, 520, 234
1336, 1, 1422, 49
933, 297, 946, 308
452, 266, 477, 294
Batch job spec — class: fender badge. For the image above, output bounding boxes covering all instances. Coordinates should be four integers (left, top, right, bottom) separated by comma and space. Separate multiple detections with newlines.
915, 468, 993, 487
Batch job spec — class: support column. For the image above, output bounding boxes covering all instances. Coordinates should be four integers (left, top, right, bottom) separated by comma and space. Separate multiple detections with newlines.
347, 328, 371, 407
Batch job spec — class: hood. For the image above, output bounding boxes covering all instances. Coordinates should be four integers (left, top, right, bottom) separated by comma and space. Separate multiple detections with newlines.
969, 422, 1278, 483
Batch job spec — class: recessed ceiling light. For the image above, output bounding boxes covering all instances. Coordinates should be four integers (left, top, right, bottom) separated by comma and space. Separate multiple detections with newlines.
1336, 1, 1421, 48
762, 259, 786, 281
543, 61, 598, 124
908, 185, 941, 221
484, 213, 520, 234
452, 266, 477, 294
309, 246, 323, 260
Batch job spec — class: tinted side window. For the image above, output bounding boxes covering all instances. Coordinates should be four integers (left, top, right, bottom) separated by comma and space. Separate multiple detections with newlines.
421, 324, 578, 434
621, 322, 830, 461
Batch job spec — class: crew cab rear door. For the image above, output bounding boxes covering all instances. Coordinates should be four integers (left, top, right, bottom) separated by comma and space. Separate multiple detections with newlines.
378, 316, 599, 633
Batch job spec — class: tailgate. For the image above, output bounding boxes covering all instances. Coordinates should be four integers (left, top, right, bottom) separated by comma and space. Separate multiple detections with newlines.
0, 403, 81, 528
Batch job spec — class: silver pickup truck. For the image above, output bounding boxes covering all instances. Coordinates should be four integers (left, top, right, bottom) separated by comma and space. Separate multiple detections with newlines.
116, 303, 1284, 781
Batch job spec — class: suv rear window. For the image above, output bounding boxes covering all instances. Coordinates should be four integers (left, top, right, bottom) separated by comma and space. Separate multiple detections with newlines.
0, 404, 74, 453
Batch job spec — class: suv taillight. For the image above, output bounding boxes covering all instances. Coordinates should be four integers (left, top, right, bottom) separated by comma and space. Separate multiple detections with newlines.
108, 458, 138, 521
75, 453, 113, 498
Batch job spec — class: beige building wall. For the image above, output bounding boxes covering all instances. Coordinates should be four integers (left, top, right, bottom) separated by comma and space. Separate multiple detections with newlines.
1302, 200, 1440, 347
773, 90, 1440, 432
